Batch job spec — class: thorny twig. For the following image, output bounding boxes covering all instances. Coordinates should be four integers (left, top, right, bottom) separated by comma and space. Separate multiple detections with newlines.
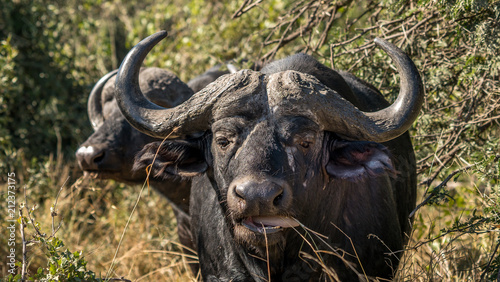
409, 165, 473, 218
481, 239, 500, 281
19, 202, 27, 281
18, 182, 66, 279
18, 181, 135, 281
232, 0, 264, 19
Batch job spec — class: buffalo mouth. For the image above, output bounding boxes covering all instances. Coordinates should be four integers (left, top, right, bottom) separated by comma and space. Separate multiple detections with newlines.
234, 216, 300, 246
242, 216, 300, 234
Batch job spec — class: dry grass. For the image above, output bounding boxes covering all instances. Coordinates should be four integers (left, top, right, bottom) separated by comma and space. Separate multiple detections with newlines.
0, 155, 196, 280
396, 178, 497, 281
55, 178, 197, 281
1, 155, 496, 281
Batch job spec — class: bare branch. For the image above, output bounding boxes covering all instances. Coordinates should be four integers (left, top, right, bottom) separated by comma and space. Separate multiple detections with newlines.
232, 0, 264, 19
410, 165, 473, 218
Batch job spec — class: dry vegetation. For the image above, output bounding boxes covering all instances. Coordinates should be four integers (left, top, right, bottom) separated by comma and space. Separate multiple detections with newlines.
1, 156, 196, 281
1, 0, 499, 281
1, 156, 495, 280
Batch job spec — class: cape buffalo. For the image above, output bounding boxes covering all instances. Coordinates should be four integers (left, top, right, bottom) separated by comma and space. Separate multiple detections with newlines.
75, 65, 233, 269
115, 31, 423, 281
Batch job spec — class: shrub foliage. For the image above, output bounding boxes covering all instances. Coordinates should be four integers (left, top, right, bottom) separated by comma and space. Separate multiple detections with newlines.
1, 0, 498, 280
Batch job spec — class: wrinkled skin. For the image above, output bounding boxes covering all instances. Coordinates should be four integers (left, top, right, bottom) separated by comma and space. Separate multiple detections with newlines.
76, 66, 230, 273
130, 55, 418, 281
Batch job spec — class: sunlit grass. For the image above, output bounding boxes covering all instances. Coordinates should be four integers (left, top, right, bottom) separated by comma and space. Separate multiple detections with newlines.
0, 156, 496, 281
0, 155, 195, 280
396, 177, 496, 281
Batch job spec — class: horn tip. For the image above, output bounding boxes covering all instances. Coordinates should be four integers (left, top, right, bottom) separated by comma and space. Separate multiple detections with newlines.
156, 30, 168, 38
374, 37, 388, 47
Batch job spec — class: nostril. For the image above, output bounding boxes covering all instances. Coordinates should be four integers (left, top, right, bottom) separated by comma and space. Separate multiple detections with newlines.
92, 151, 105, 164
273, 192, 283, 206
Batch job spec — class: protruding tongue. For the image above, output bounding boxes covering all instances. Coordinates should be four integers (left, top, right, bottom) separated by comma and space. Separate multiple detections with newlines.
252, 216, 300, 228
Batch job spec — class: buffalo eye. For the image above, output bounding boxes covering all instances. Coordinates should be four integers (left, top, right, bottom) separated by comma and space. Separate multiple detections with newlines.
298, 141, 311, 149
293, 134, 315, 150
216, 137, 231, 149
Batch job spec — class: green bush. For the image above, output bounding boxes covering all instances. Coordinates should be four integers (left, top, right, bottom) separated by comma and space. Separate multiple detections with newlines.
1, 0, 498, 280
1, 1, 90, 175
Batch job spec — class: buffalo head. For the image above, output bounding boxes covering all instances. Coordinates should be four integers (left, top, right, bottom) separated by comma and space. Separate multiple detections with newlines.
75, 67, 196, 213
76, 67, 193, 182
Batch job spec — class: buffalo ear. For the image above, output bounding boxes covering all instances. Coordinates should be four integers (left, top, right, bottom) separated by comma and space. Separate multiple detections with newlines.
326, 140, 396, 180
134, 140, 207, 179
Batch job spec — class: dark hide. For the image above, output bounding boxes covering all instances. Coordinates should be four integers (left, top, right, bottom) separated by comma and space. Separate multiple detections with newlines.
263, 54, 416, 240
138, 55, 417, 281
187, 64, 232, 93
76, 67, 228, 273
76, 67, 193, 210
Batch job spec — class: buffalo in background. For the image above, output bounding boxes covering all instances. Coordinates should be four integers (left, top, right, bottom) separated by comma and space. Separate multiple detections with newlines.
115, 31, 423, 281
76, 64, 235, 271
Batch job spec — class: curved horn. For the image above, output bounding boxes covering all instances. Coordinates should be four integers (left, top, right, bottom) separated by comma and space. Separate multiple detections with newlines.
115, 31, 238, 139
362, 37, 424, 141
271, 38, 423, 142
316, 38, 423, 142
88, 69, 118, 130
